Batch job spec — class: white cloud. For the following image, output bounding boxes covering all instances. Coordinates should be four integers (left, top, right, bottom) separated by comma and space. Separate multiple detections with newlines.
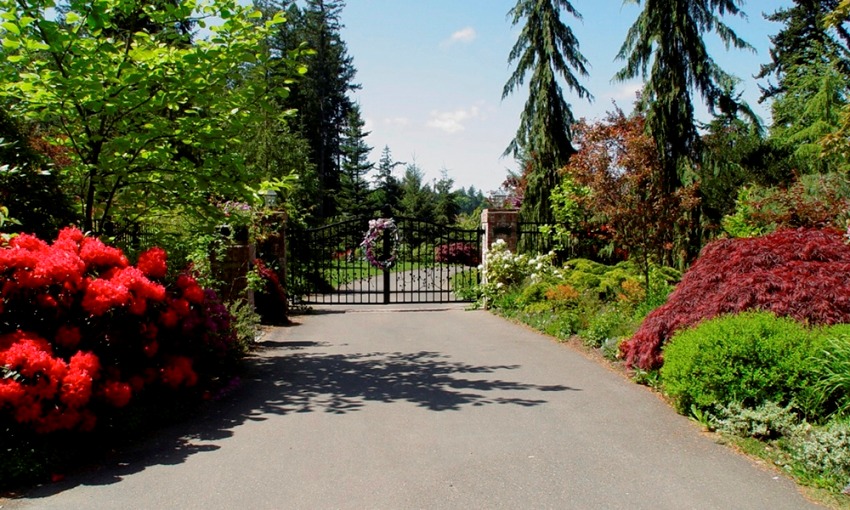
441, 26, 476, 47
426, 106, 480, 134
383, 117, 411, 127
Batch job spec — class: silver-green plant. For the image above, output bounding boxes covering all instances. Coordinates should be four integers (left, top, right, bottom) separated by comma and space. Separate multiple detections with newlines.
713, 401, 804, 440
789, 419, 850, 488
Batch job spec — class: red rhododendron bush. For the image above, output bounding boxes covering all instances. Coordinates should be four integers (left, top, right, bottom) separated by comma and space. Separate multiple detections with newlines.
620, 228, 850, 370
0, 227, 243, 434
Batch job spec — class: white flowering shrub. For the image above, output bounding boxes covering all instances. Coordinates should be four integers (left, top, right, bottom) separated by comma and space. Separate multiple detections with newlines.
480, 239, 563, 299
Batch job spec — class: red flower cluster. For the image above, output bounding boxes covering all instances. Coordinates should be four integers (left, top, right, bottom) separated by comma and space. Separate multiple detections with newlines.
621, 228, 850, 370
137, 247, 167, 279
0, 228, 243, 434
0, 331, 100, 433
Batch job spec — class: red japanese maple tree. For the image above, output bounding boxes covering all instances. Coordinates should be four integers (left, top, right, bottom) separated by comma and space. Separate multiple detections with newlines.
621, 228, 850, 369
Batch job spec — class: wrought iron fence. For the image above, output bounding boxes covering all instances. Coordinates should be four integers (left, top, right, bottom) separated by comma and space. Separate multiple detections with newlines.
518, 222, 553, 255
288, 216, 483, 305
91, 220, 163, 254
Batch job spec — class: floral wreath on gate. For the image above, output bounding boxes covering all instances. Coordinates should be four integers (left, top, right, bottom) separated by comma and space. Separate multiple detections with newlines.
361, 218, 399, 270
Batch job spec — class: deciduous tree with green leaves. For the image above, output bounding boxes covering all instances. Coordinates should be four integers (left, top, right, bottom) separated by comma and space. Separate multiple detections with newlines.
0, 0, 303, 232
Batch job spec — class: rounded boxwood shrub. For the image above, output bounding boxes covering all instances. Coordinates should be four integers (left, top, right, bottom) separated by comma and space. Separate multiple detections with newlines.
660, 312, 827, 417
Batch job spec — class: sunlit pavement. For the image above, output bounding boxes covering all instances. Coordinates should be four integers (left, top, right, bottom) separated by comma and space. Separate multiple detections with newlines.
4, 307, 823, 509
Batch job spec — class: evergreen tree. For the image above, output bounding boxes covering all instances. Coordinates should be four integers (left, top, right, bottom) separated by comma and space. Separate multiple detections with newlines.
372, 146, 404, 215
243, 1, 320, 223
457, 186, 486, 216
759, 2, 850, 173
398, 163, 435, 222
283, 0, 359, 219
757, 0, 850, 102
433, 169, 460, 225
337, 104, 374, 217
615, 0, 752, 193
770, 55, 848, 173
502, 0, 591, 224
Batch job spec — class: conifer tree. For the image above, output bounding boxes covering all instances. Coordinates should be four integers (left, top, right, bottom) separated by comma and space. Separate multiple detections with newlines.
615, 0, 752, 192
433, 170, 460, 225
338, 105, 374, 218
398, 163, 435, 222
615, 0, 754, 261
757, 0, 850, 102
286, 0, 359, 219
372, 146, 404, 215
502, 0, 591, 224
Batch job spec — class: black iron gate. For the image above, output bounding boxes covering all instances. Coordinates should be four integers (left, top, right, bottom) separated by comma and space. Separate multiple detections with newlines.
287, 217, 483, 304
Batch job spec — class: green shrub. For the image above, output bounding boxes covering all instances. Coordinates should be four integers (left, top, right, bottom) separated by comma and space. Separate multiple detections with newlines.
480, 239, 562, 301
580, 305, 636, 348
564, 271, 601, 292
517, 281, 551, 308
227, 299, 261, 354
562, 258, 679, 305
598, 267, 636, 299
452, 268, 481, 302
632, 275, 674, 321
565, 258, 608, 275
661, 312, 827, 416
488, 287, 522, 312
517, 302, 581, 340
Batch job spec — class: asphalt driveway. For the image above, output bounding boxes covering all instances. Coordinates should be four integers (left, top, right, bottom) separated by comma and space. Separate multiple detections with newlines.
2, 305, 823, 509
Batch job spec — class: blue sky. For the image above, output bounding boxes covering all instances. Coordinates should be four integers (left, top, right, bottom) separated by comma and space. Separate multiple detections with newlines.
340, 1, 792, 193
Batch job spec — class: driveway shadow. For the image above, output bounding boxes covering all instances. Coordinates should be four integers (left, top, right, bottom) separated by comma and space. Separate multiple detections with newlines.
15, 338, 578, 499
243, 344, 578, 416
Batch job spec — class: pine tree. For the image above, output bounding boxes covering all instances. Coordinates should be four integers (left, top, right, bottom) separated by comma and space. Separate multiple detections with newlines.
280, 0, 359, 219
433, 169, 460, 225
502, 0, 591, 224
337, 104, 374, 218
372, 146, 404, 216
398, 163, 435, 222
770, 55, 848, 173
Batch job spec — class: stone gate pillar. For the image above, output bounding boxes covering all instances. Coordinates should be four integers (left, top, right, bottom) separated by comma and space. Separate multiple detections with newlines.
481, 208, 520, 252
